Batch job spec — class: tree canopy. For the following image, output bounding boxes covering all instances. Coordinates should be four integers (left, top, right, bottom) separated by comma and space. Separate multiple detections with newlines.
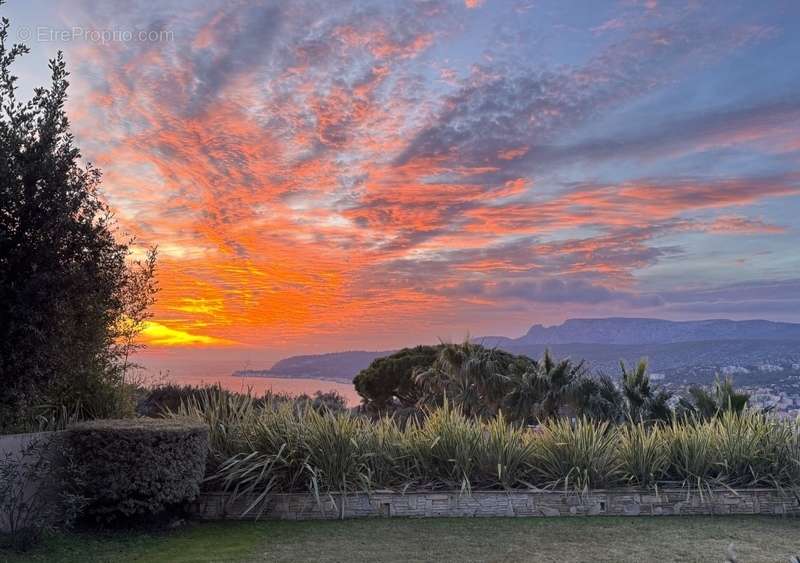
0, 10, 157, 429
354, 345, 441, 411
354, 341, 754, 427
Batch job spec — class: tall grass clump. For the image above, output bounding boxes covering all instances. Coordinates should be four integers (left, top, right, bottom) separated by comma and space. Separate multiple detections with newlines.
479, 412, 535, 489
662, 417, 717, 493
167, 385, 258, 463
406, 402, 482, 492
302, 409, 369, 496
209, 402, 304, 516
712, 410, 774, 487
530, 417, 619, 491
766, 416, 800, 488
359, 416, 413, 491
617, 422, 668, 488
710, 411, 800, 489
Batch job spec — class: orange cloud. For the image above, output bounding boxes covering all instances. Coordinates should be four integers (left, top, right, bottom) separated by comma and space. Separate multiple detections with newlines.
703, 216, 786, 234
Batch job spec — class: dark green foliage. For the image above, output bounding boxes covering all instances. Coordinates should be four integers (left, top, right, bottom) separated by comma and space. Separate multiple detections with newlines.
136, 384, 212, 417
354, 345, 441, 411
356, 345, 679, 426
136, 384, 255, 418
415, 342, 532, 418
677, 375, 750, 420
415, 345, 594, 423
502, 360, 546, 423
296, 390, 349, 413
501, 349, 586, 423
0, 7, 157, 430
620, 359, 672, 423
137, 384, 348, 418
61, 418, 208, 524
529, 350, 587, 421
572, 360, 672, 423
573, 374, 625, 422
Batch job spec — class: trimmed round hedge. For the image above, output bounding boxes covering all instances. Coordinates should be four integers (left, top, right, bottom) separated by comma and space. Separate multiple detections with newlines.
62, 418, 208, 523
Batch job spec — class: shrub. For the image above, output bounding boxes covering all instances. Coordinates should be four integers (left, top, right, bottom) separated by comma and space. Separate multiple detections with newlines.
137, 384, 213, 418
296, 391, 349, 413
211, 403, 305, 517
662, 418, 717, 491
479, 412, 535, 489
302, 409, 369, 496
61, 418, 208, 524
0, 7, 160, 432
712, 411, 773, 487
359, 416, 412, 490
765, 417, 800, 487
530, 417, 619, 491
617, 422, 668, 488
406, 404, 482, 492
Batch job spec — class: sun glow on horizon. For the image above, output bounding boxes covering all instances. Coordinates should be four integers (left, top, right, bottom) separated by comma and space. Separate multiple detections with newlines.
140, 321, 236, 347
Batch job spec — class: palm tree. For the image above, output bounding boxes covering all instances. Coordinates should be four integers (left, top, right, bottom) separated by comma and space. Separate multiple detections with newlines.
531, 350, 586, 421
414, 341, 509, 418
677, 375, 749, 419
502, 359, 543, 424
620, 359, 672, 423
572, 374, 625, 422
621, 359, 648, 419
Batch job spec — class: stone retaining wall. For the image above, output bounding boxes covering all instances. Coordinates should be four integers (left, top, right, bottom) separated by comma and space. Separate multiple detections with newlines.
190, 488, 800, 521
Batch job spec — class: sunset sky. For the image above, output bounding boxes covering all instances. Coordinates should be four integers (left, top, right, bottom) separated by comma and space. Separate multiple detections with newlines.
6, 0, 800, 373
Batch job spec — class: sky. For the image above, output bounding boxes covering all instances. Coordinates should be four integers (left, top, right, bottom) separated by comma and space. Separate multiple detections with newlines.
4, 0, 800, 373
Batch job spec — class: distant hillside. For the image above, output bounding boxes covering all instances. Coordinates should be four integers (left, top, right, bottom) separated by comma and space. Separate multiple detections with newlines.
235, 318, 800, 383
235, 350, 394, 382
486, 318, 800, 346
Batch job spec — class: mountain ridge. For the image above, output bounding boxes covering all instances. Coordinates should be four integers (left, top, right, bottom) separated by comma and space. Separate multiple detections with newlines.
506, 317, 800, 345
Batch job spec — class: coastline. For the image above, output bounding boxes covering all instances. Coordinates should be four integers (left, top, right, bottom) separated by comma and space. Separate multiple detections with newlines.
232, 371, 354, 385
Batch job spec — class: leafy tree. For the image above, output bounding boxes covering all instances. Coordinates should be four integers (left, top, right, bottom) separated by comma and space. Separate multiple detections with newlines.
353, 345, 441, 412
0, 8, 157, 429
619, 359, 672, 423
677, 375, 750, 420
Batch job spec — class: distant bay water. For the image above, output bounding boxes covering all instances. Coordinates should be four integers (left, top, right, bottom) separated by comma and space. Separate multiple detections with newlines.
157, 372, 360, 406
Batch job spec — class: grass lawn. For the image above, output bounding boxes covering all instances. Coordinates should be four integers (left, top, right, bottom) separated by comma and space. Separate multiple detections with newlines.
3, 516, 799, 563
